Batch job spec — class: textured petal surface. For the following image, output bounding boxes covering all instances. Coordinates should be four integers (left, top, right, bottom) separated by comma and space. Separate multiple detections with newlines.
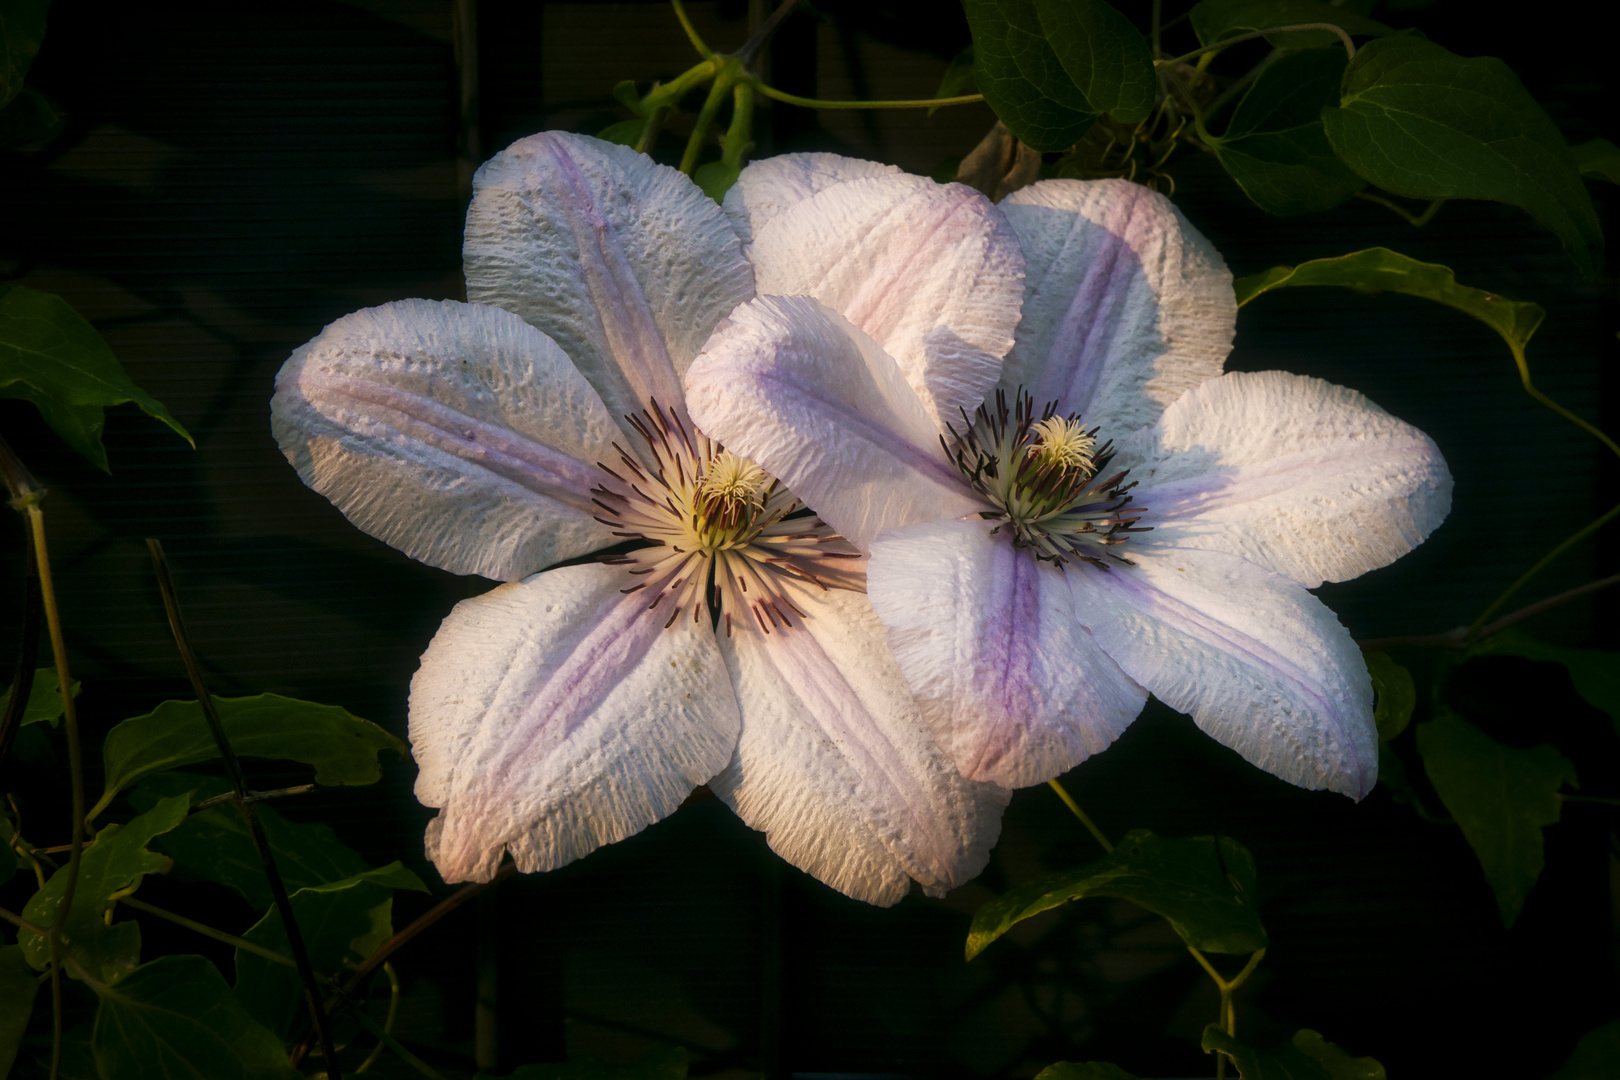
411, 563, 740, 883
710, 584, 1008, 905
272, 299, 619, 581
463, 130, 754, 431
868, 519, 1148, 788
741, 167, 1025, 428
1117, 370, 1452, 588
1070, 546, 1377, 798
723, 152, 902, 246
999, 179, 1234, 432
686, 295, 982, 549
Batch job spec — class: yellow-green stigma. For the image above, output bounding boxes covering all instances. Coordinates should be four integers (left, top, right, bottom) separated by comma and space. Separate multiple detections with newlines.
943, 390, 1148, 568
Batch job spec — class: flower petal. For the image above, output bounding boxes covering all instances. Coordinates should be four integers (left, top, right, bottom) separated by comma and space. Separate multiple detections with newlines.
685, 295, 982, 550
411, 563, 741, 883
272, 299, 619, 581
999, 179, 1234, 432
741, 166, 1025, 428
868, 519, 1148, 788
710, 584, 1009, 906
1070, 546, 1377, 798
463, 131, 754, 432
1118, 370, 1452, 588
723, 152, 902, 246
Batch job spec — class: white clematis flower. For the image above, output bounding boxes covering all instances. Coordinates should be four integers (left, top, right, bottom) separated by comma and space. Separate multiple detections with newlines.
687, 164, 1453, 799
271, 132, 1011, 904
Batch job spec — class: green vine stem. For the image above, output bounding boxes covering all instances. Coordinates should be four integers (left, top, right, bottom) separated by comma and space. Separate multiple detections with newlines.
1358, 570, 1620, 652
355, 962, 403, 1074
1158, 23, 1357, 67
1355, 192, 1447, 227
118, 895, 298, 969
146, 538, 343, 1078
749, 80, 984, 110
668, 0, 712, 59
681, 69, 737, 175
0, 527, 40, 772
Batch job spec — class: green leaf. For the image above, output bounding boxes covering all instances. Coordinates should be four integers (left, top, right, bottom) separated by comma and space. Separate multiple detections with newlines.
1201, 1025, 1386, 1079
0, 0, 51, 109
1034, 1063, 1145, 1080
0, 285, 193, 471
694, 159, 741, 203
0, 945, 39, 1077
94, 693, 406, 818
932, 44, 977, 114
487, 1045, 689, 1080
596, 118, 646, 148
611, 79, 643, 115
234, 862, 426, 1039
18, 795, 190, 984
0, 665, 80, 727
1231, 247, 1545, 358
1572, 137, 1620, 186
92, 955, 300, 1080
1212, 48, 1362, 215
967, 830, 1266, 960
130, 773, 372, 911
1416, 712, 1577, 927
962, 0, 1096, 151
1322, 36, 1603, 277
1031, 0, 1155, 124
1189, 0, 1389, 51
1469, 629, 1620, 733
1363, 651, 1415, 743
1550, 1019, 1620, 1080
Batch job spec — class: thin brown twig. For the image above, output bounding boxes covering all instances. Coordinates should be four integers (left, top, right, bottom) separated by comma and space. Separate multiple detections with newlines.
1358, 572, 1620, 652
146, 538, 342, 1078
0, 528, 41, 771
0, 903, 50, 937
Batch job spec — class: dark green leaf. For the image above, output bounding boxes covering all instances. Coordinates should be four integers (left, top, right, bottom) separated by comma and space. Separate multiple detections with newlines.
1322, 36, 1603, 276
962, 0, 1096, 151
694, 160, 741, 202
1469, 629, 1620, 733
932, 44, 977, 114
596, 118, 645, 148
92, 955, 300, 1080
1, 945, 39, 1077
0, 665, 79, 727
1572, 137, 1620, 186
18, 795, 190, 984
1034, 1063, 1145, 1080
1189, 0, 1388, 51
234, 862, 425, 1039
94, 693, 406, 817
0, 285, 193, 471
0, 82, 63, 148
967, 830, 1266, 960
611, 79, 643, 115
487, 1045, 688, 1080
1550, 1018, 1620, 1080
1232, 247, 1545, 357
1202, 1025, 1386, 1079
130, 773, 372, 911
0, 0, 50, 108
1213, 48, 1361, 215
1031, 0, 1155, 123
1363, 651, 1415, 743
1416, 712, 1576, 927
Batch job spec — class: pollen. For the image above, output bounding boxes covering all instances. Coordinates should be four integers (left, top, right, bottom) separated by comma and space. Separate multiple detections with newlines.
1029, 416, 1097, 473
698, 450, 767, 508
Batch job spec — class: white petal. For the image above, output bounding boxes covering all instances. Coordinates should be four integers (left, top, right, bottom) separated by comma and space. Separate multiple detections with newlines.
410, 563, 741, 882
868, 519, 1148, 789
272, 299, 619, 581
723, 152, 902, 246
463, 131, 754, 432
1118, 370, 1452, 588
685, 295, 982, 550
1070, 546, 1377, 798
1000, 179, 1234, 432
710, 584, 1008, 906
743, 170, 1025, 428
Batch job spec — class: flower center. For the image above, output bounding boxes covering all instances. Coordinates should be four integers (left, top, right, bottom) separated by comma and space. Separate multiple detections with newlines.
943, 390, 1148, 568
591, 403, 863, 634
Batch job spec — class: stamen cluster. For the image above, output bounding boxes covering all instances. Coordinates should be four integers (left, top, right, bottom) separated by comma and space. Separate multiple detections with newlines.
943, 390, 1149, 568
591, 402, 863, 634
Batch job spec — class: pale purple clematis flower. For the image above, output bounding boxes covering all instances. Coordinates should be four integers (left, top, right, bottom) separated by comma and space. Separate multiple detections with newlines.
270, 133, 1012, 904
688, 164, 1452, 799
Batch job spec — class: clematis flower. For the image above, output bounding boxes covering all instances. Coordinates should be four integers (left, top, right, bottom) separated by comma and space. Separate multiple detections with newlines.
271, 132, 1010, 904
687, 165, 1452, 799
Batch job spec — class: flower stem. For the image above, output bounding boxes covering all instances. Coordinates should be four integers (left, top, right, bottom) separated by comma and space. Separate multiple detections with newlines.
681, 70, 736, 175
118, 896, 298, 968
748, 78, 984, 110
1046, 779, 1113, 853
669, 0, 712, 58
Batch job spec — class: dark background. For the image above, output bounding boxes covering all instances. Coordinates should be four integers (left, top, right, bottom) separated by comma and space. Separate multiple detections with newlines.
2, 1, 1617, 1077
